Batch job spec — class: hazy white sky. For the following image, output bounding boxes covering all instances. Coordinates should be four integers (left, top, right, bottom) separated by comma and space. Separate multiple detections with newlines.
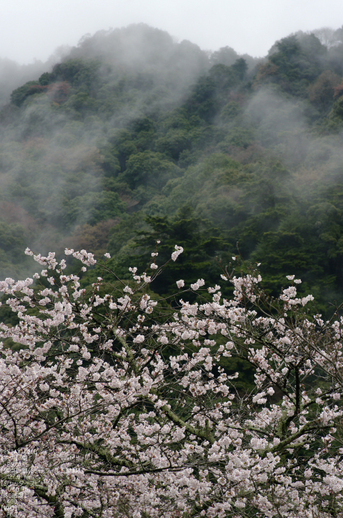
1, 0, 343, 64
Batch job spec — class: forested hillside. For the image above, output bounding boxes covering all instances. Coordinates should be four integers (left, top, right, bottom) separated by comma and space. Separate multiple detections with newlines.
1, 24, 343, 309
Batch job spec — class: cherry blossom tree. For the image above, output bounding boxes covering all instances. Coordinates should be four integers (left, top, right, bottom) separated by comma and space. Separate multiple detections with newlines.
0, 245, 342, 517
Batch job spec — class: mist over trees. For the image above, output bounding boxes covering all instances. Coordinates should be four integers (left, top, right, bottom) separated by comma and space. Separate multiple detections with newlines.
1, 23, 343, 306
0, 45, 70, 107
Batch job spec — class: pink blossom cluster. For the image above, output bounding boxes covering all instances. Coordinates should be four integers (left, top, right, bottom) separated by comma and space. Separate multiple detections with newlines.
0, 249, 342, 517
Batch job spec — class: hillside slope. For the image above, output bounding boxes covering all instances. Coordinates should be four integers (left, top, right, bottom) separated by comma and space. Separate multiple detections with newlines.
1, 25, 343, 308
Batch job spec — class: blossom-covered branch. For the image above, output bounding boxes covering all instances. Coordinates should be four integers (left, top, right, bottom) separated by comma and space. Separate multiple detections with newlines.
0, 248, 342, 517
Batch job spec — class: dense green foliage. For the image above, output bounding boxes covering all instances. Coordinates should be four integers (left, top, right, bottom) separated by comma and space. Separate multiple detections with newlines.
2, 24, 343, 310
